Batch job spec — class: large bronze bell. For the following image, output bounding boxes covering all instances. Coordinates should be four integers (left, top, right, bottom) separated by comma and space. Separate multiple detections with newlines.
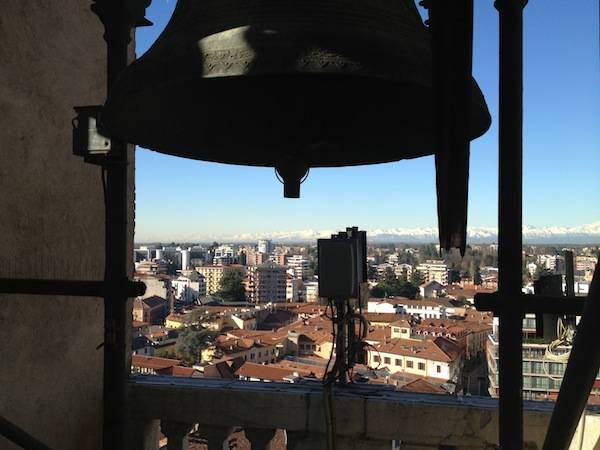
103, 0, 490, 168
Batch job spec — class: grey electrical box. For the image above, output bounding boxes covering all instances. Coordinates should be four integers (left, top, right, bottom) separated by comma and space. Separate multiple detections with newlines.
318, 238, 358, 298
318, 227, 367, 299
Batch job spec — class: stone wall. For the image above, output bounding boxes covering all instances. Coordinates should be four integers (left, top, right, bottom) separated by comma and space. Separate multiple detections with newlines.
0, 2, 134, 449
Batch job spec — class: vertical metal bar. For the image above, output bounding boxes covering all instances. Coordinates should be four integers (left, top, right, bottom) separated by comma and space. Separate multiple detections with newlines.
335, 298, 348, 384
565, 250, 575, 297
495, 0, 527, 448
91, 2, 134, 449
543, 266, 600, 450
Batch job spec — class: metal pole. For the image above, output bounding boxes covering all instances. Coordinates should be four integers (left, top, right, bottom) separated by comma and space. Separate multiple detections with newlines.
543, 266, 600, 450
91, 2, 135, 448
495, 0, 527, 448
565, 250, 575, 297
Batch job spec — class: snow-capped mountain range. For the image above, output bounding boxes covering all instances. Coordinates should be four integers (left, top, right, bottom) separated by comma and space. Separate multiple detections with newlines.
139, 222, 600, 244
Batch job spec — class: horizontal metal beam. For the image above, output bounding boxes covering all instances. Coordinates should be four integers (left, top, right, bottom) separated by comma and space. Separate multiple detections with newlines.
0, 278, 146, 298
475, 293, 585, 314
0, 415, 53, 450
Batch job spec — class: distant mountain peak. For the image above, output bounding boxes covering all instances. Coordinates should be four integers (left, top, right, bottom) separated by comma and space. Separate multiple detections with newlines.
137, 221, 600, 244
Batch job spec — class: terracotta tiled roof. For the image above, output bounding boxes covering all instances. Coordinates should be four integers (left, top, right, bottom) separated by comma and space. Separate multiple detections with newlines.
362, 312, 411, 324
365, 327, 391, 344
373, 336, 461, 362
272, 360, 326, 379
446, 285, 495, 299
235, 362, 300, 381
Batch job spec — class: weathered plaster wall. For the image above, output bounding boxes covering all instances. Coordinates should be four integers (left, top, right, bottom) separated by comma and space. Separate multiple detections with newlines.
0, 2, 134, 449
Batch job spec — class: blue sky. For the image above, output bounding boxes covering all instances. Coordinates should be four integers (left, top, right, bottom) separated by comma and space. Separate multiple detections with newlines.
134, 1, 599, 241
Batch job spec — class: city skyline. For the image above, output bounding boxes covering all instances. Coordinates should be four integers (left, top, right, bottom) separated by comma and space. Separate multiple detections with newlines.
134, 1, 600, 241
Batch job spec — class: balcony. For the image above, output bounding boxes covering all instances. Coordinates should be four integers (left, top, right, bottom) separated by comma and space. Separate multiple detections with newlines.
126, 376, 600, 450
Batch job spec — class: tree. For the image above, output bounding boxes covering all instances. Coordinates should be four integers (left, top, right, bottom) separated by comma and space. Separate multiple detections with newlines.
369, 268, 419, 299
367, 265, 378, 280
215, 270, 247, 302
410, 269, 425, 286
448, 269, 461, 284
474, 265, 483, 286
370, 285, 386, 298
174, 325, 215, 365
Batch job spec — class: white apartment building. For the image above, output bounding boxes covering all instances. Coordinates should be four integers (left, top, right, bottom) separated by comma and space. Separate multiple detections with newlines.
287, 254, 309, 280
387, 254, 399, 264
212, 245, 235, 265
180, 249, 190, 270
171, 271, 206, 304
258, 239, 273, 255
416, 260, 449, 284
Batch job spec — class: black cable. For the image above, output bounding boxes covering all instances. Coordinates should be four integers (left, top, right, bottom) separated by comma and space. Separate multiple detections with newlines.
323, 299, 337, 384
100, 166, 107, 208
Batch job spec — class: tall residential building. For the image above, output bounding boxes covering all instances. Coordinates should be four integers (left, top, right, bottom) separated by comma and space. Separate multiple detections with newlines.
247, 262, 287, 303
416, 260, 449, 285
195, 265, 245, 295
180, 249, 191, 270
287, 254, 309, 280
258, 239, 273, 255
486, 315, 600, 402
270, 252, 287, 266
213, 245, 235, 265
246, 248, 267, 266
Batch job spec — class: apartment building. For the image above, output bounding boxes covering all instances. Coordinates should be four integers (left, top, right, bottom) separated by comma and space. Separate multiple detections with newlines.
171, 270, 207, 304
576, 256, 597, 272
287, 254, 309, 280
246, 248, 267, 266
246, 262, 287, 303
486, 316, 600, 402
195, 264, 246, 295
258, 239, 273, 255
304, 281, 320, 303
394, 263, 413, 279
416, 260, 449, 285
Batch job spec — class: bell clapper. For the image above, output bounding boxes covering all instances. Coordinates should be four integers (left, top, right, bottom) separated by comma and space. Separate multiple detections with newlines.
275, 160, 310, 199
